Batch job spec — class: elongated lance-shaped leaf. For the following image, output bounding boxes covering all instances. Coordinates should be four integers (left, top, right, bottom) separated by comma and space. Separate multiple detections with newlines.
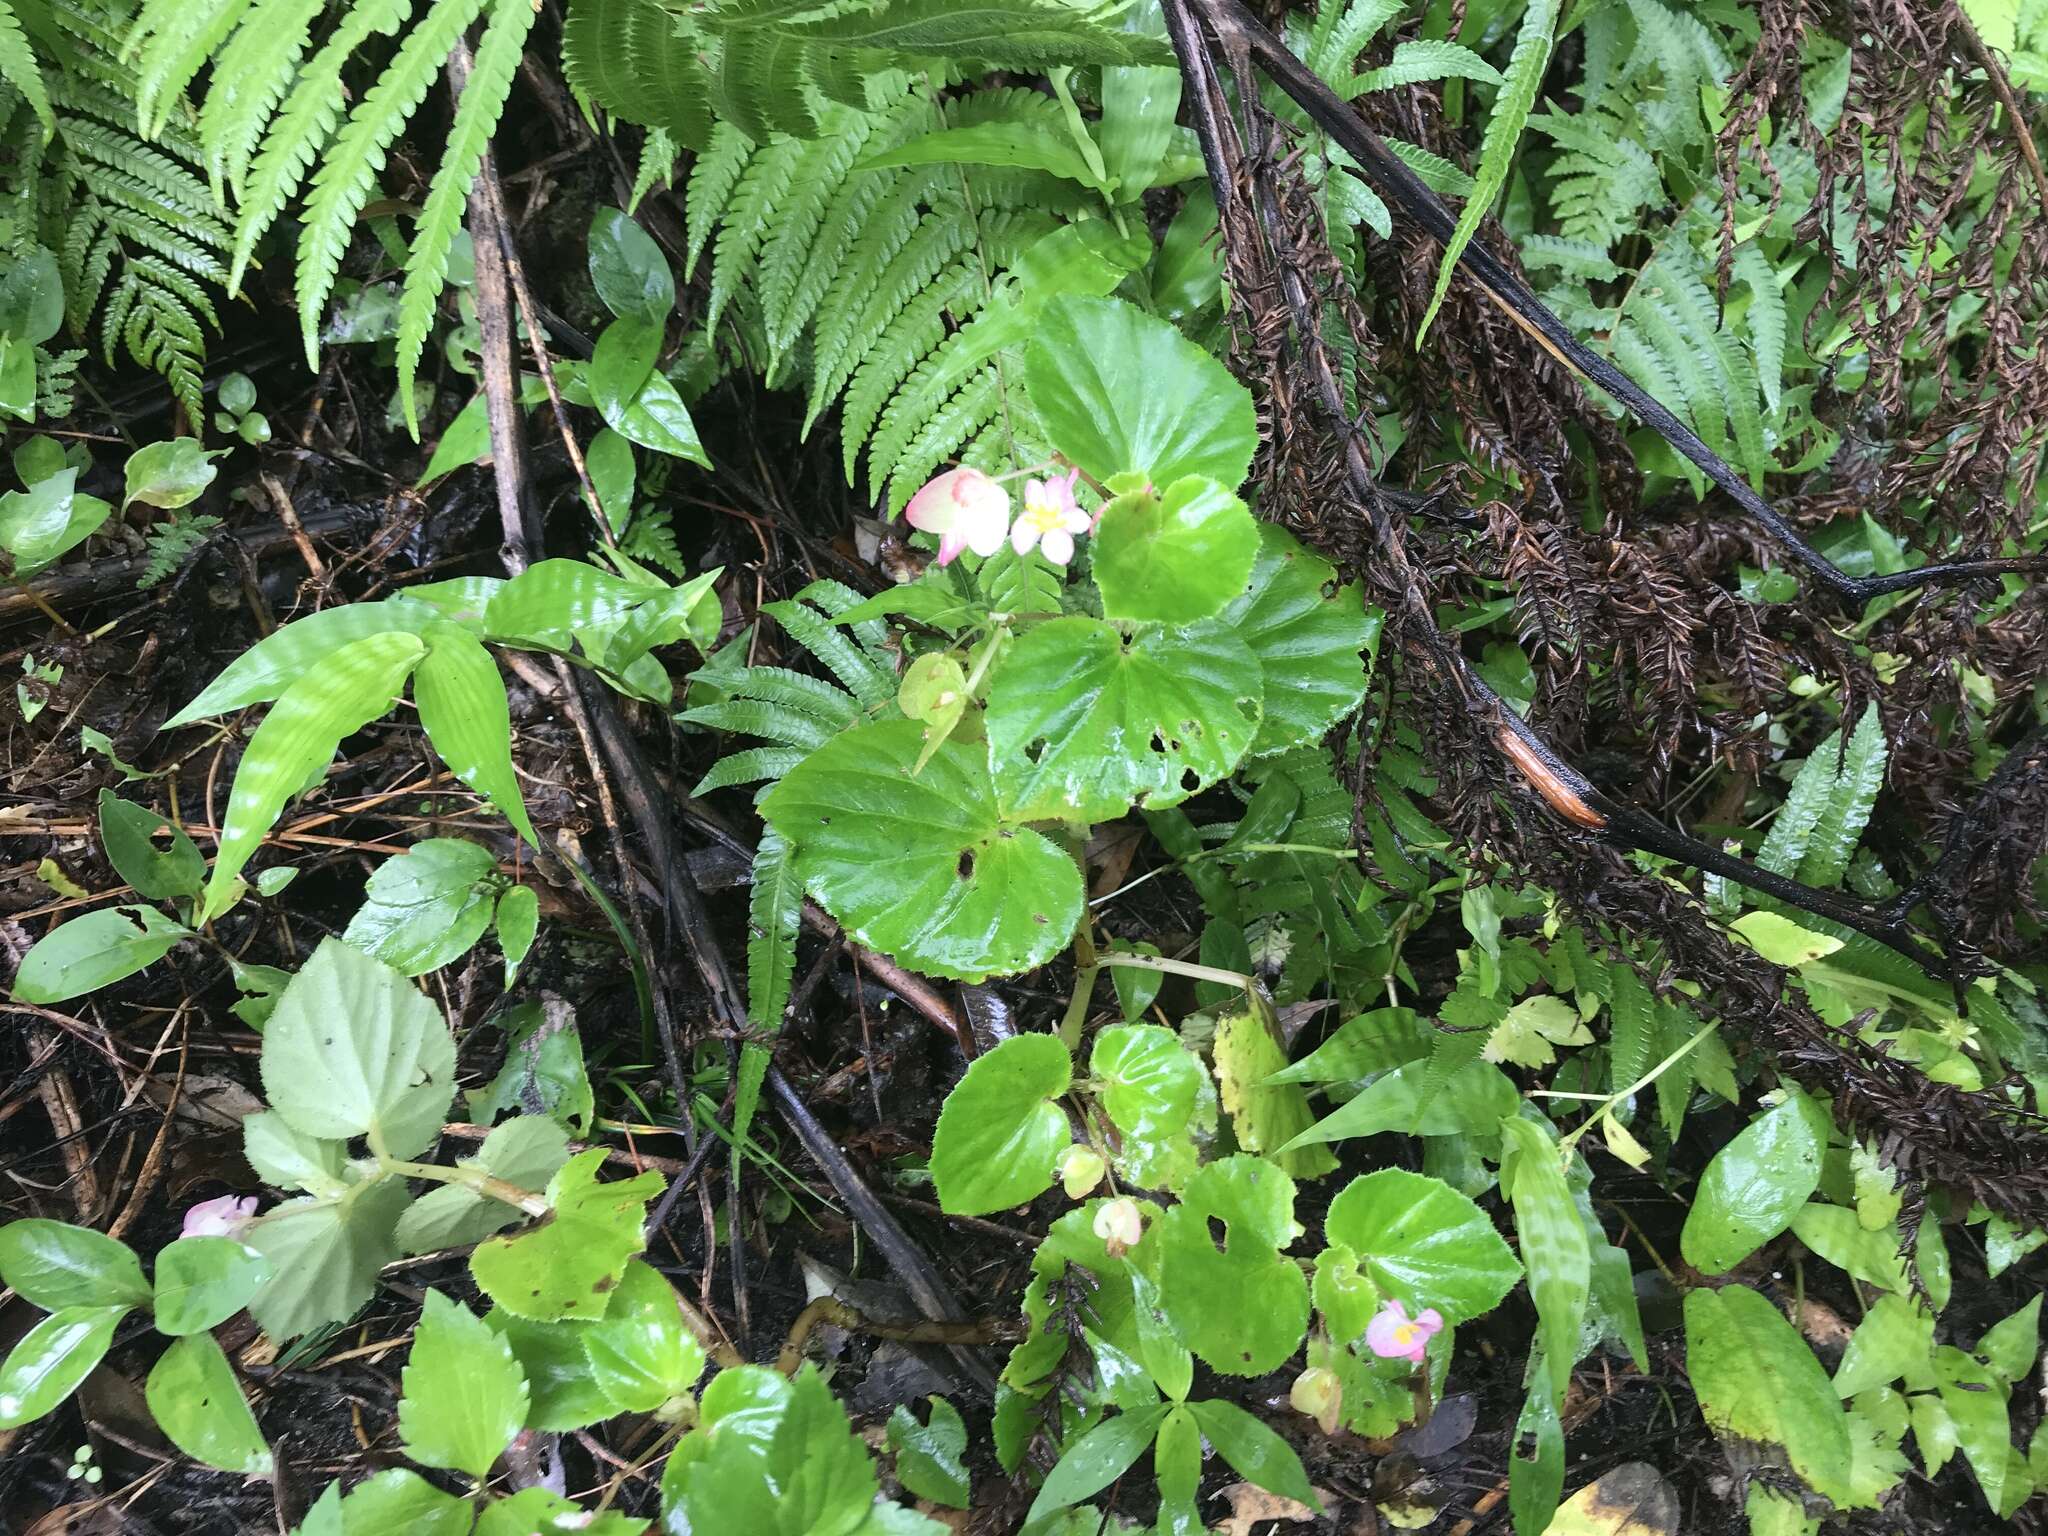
228, 0, 411, 294
1501, 1116, 1589, 1406
0, 0, 55, 141
162, 600, 442, 728
295, 0, 488, 368
202, 632, 427, 919
1417, 0, 1559, 339
746, 829, 801, 1035
413, 622, 537, 847
396, 0, 538, 435
1798, 705, 1887, 889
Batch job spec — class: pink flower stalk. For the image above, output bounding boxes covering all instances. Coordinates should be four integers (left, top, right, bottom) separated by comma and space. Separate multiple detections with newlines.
1364, 1300, 1443, 1364
903, 467, 1010, 567
1011, 469, 1090, 565
181, 1195, 259, 1239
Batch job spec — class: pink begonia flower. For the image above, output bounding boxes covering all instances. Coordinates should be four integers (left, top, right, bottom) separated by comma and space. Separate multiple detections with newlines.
181, 1195, 259, 1239
1011, 469, 1091, 565
903, 467, 1010, 567
1364, 1299, 1443, 1364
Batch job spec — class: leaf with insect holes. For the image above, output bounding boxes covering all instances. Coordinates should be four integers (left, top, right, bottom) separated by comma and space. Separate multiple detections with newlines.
1221, 524, 1380, 756
1140, 1154, 1309, 1376
97, 789, 203, 900
202, 632, 428, 919
987, 616, 1263, 822
261, 939, 457, 1160
471, 1150, 663, 1322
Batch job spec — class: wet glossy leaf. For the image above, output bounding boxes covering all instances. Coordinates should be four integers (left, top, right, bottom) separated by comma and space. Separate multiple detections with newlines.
1189, 1397, 1319, 1509
1976, 1296, 2040, 1386
262, 939, 457, 1160
1730, 910, 1843, 967
590, 207, 674, 325
152, 1237, 273, 1335
395, 1115, 571, 1255
759, 721, 1084, 982
0, 1219, 151, 1310
344, 837, 498, 976
488, 1306, 621, 1430
986, 615, 1262, 820
1933, 1345, 2022, 1513
0, 469, 111, 577
1089, 476, 1260, 625
580, 1260, 706, 1414
11, 905, 191, 1004
1220, 525, 1380, 755
471, 1149, 662, 1322
145, 1332, 272, 1475
1681, 1088, 1831, 1273
1090, 1024, 1202, 1188
0, 1305, 127, 1428
337, 1469, 472, 1536
1025, 1403, 1169, 1523
98, 789, 203, 900
888, 1397, 971, 1508
1285, 1055, 1517, 1148
483, 559, 658, 639
1323, 1169, 1521, 1323
607, 369, 710, 466
661, 1365, 792, 1533
399, 1289, 528, 1480
931, 1034, 1072, 1216
1685, 1283, 1852, 1506
202, 632, 428, 918
1143, 1154, 1308, 1376
123, 439, 221, 510
414, 623, 538, 846
1025, 295, 1257, 489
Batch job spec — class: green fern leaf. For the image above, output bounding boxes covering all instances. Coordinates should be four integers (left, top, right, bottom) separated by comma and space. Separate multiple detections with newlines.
1418, 0, 1561, 339
628, 126, 679, 211
678, 697, 845, 752
195, 0, 321, 199
1348, 40, 1502, 96
693, 746, 808, 795
684, 123, 757, 278
1303, 0, 1403, 79
760, 594, 894, 708
1733, 242, 1787, 417
706, 132, 806, 332
128, 0, 249, 140
229, 0, 410, 294
0, 0, 54, 140
746, 828, 801, 1031
296, 0, 487, 367
562, 0, 712, 149
755, 107, 887, 365
881, 366, 1001, 514
396, 0, 537, 434
745, 0, 1178, 71
714, 26, 821, 141
839, 258, 977, 480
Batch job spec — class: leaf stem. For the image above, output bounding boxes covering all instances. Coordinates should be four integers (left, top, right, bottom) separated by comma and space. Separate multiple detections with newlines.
378, 1156, 551, 1217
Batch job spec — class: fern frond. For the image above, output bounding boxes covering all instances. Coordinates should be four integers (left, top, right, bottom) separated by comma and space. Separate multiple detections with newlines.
683, 123, 757, 278
227, 0, 410, 294
1301, 0, 1403, 79
706, 132, 808, 333
628, 126, 679, 211
127, 0, 247, 139
678, 697, 846, 751
714, 0, 1177, 72
1418, 0, 1561, 339
760, 594, 895, 708
880, 365, 1002, 513
197, 0, 321, 199
0, 0, 54, 140
136, 512, 222, 589
296, 0, 487, 368
1732, 241, 1787, 417
395, 0, 537, 434
562, 0, 712, 148
692, 746, 807, 795
838, 258, 977, 477
746, 827, 801, 1030
713, 25, 823, 141
1347, 40, 1501, 97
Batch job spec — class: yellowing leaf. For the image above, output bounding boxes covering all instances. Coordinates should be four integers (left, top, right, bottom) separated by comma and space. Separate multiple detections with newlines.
1483, 995, 1592, 1068
1730, 910, 1844, 967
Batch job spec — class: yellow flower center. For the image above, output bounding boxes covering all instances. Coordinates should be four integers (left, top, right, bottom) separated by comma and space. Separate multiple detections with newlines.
1021, 490, 1067, 532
